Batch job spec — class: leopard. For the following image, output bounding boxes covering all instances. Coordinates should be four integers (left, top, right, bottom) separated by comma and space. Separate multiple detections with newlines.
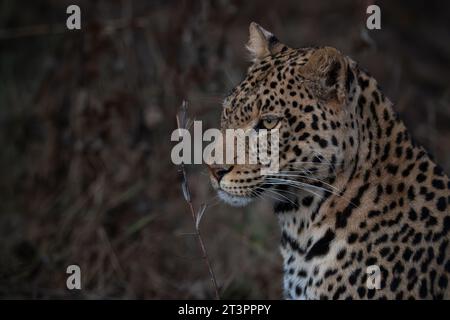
207, 22, 450, 299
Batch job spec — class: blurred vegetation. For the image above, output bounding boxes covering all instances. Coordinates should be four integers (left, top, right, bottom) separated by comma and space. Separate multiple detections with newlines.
0, 0, 449, 298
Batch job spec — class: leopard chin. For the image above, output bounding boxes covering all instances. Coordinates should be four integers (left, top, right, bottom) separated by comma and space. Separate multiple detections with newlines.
217, 190, 254, 207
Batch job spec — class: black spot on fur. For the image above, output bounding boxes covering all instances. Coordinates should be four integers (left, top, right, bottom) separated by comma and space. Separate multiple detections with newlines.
305, 229, 335, 261
302, 196, 314, 207
345, 65, 354, 93
436, 197, 447, 212
274, 198, 299, 213
336, 183, 370, 229
326, 61, 341, 87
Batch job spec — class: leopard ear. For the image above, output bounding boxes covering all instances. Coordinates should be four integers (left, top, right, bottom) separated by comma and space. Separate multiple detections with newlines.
302, 47, 355, 105
246, 22, 287, 62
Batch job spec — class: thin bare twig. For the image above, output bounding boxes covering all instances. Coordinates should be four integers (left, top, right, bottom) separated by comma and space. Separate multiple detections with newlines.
176, 100, 220, 300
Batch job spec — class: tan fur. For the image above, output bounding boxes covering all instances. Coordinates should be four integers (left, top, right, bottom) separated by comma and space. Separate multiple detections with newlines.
209, 23, 450, 300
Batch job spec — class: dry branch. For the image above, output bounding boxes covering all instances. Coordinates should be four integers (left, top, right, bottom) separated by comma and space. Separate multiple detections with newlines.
176, 100, 220, 300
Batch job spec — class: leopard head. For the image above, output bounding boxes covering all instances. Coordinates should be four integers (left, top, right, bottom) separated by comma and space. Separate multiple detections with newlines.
208, 22, 360, 207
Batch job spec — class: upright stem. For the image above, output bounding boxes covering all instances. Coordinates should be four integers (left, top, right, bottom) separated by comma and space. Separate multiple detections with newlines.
181, 167, 220, 300
177, 101, 220, 299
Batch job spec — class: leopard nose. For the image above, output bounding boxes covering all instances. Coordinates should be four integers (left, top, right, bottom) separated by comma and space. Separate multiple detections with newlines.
208, 165, 234, 182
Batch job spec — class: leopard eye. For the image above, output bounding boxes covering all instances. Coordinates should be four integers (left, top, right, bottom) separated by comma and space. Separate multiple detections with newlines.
260, 118, 280, 130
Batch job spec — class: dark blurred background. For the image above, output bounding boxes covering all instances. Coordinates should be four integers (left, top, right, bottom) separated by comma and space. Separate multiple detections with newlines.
0, 0, 449, 299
